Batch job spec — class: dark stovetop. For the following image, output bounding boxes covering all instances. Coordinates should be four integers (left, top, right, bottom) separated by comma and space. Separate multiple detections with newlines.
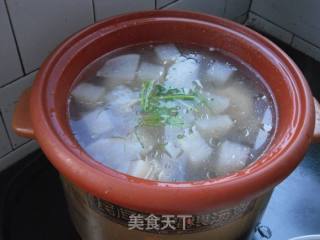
0, 145, 319, 240
0, 34, 319, 240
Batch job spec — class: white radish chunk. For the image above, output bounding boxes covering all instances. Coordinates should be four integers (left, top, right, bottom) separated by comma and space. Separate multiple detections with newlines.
254, 107, 273, 149
165, 142, 182, 159
127, 159, 153, 178
215, 140, 250, 176
85, 137, 142, 172
179, 131, 212, 164
158, 155, 187, 181
82, 109, 113, 138
164, 125, 184, 143
196, 115, 234, 138
105, 85, 139, 113
97, 54, 140, 83
205, 93, 230, 114
165, 57, 199, 89
154, 44, 180, 63
136, 62, 164, 82
206, 61, 236, 86
71, 83, 105, 106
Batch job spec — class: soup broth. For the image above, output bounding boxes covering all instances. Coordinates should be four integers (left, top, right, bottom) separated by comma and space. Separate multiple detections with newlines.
68, 43, 276, 182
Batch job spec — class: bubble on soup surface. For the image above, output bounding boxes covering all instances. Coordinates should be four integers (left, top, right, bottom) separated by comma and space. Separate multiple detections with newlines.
154, 44, 180, 63
196, 115, 234, 138
71, 83, 105, 106
85, 137, 142, 172
206, 61, 236, 86
215, 140, 250, 176
165, 56, 199, 89
179, 130, 212, 164
136, 62, 164, 82
81, 108, 113, 138
96, 54, 140, 83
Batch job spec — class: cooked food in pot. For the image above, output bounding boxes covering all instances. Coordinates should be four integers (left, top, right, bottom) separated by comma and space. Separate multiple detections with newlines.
68, 43, 276, 181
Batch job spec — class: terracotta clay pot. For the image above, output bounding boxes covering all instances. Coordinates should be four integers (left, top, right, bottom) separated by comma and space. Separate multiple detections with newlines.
12, 10, 320, 240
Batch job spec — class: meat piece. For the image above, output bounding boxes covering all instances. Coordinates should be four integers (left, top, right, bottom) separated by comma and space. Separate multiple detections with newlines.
196, 115, 234, 138
205, 92, 230, 114
215, 83, 254, 125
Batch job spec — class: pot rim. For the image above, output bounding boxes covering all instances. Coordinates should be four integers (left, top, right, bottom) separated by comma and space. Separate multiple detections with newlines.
30, 10, 314, 214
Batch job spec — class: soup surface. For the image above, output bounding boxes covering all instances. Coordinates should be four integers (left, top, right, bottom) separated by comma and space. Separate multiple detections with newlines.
68, 43, 276, 182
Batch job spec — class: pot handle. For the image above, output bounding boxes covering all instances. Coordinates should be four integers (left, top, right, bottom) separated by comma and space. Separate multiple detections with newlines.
12, 88, 35, 139
313, 97, 320, 143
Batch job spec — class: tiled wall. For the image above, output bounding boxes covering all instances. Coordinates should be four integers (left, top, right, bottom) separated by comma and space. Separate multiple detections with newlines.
0, 0, 250, 171
246, 0, 320, 62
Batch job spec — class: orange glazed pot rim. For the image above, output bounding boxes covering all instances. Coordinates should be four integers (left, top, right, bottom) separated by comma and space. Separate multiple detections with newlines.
29, 10, 314, 214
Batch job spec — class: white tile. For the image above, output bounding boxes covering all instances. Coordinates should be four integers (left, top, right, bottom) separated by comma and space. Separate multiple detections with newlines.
224, 0, 250, 19
0, 71, 37, 148
164, 0, 226, 16
246, 13, 293, 44
251, 0, 320, 48
292, 37, 320, 62
6, 0, 94, 73
0, 0, 23, 86
0, 117, 12, 157
0, 140, 39, 171
156, 0, 176, 8
94, 0, 154, 21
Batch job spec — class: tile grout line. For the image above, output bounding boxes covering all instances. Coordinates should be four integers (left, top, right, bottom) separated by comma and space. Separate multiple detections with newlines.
249, 11, 294, 36
3, 0, 26, 75
248, 0, 253, 13
0, 111, 14, 149
289, 34, 295, 45
91, 0, 96, 22
223, 0, 228, 17
249, 11, 320, 50
0, 68, 38, 89
159, 0, 179, 10
0, 139, 33, 160
291, 34, 320, 50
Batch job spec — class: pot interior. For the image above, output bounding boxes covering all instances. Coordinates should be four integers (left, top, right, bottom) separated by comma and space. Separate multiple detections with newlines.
32, 11, 314, 213
50, 14, 299, 171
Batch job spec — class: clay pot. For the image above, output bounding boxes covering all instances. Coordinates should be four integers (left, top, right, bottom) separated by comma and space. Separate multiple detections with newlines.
12, 10, 320, 240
